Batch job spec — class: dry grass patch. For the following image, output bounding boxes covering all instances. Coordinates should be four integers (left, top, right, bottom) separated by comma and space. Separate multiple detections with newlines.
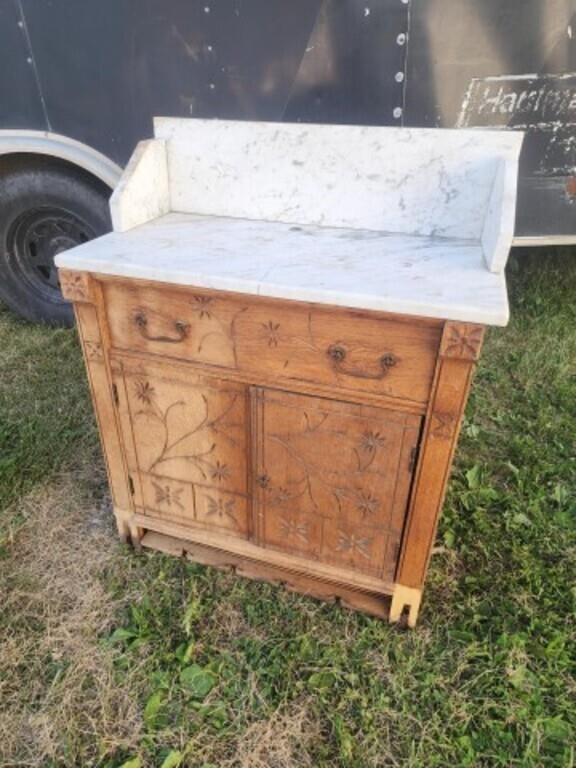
230, 699, 321, 768
0, 468, 145, 767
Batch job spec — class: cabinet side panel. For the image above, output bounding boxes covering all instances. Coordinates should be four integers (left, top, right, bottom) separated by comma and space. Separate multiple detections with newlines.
74, 302, 133, 515
396, 322, 484, 589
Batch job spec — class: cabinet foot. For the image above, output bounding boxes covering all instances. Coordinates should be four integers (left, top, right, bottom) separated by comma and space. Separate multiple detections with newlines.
389, 584, 422, 628
114, 507, 143, 549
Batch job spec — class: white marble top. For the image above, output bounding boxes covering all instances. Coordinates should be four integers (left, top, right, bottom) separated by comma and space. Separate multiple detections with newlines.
57, 212, 509, 325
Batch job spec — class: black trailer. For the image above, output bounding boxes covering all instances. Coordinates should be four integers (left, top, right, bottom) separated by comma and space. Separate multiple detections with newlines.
0, 0, 575, 324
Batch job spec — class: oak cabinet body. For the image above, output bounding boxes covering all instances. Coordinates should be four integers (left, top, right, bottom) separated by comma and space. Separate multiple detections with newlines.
63, 272, 484, 626
57, 117, 520, 626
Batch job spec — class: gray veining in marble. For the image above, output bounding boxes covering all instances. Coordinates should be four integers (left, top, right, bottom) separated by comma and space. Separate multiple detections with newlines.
155, 117, 523, 264
57, 212, 509, 325
58, 118, 523, 326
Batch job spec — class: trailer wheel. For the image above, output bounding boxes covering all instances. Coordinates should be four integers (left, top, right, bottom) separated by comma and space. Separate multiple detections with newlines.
0, 156, 111, 326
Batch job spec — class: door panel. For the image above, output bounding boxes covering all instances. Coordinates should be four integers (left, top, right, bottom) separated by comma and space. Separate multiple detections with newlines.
253, 388, 421, 581
117, 357, 250, 537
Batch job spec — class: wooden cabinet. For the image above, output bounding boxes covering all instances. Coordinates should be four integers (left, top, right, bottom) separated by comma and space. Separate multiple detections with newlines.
62, 271, 484, 627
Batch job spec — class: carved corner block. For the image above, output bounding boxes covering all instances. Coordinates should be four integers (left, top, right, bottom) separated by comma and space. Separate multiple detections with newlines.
59, 270, 94, 303
389, 584, 422, 628
439, 322, 485, 361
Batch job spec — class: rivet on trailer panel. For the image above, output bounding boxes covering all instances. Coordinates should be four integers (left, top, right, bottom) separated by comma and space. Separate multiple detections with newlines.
397, 33, 406, 45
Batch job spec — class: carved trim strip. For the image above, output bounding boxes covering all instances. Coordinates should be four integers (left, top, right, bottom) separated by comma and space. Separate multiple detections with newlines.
83, 340, 103, 362
439, 322, 485, 361
59, 270, 93, 303
430, 412, 456, 440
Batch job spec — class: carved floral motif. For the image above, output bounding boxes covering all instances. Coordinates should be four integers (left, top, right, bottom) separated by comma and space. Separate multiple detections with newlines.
60, 271, 91, 302
263, 406, 392, 522
355, 490, 380, 519
152, 480, 184, 511
211, 460, 230, 482
258, 394, 409, 574
191, 295, 213, 319
336, 531, 372, 559
441, 324, 484, 360
83, 341, 103, 361
261, 320, 281, 347
280, 516, 309, 543
132, 378, 242, 483
134, 379, 155, 405
206, 495, 237, 525
431, 413, 456, 440
359, 430, 385, 453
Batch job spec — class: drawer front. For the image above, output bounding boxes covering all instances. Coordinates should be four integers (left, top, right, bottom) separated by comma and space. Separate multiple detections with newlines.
103, 281, 441, 405
104, 282, 242, 368
234, 301, 440, 406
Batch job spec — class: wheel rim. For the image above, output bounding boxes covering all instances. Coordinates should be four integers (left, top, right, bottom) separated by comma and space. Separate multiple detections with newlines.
8, 207, 95, 303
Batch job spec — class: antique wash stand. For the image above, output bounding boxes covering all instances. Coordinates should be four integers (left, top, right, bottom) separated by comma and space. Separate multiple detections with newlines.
57, 119, 522, 627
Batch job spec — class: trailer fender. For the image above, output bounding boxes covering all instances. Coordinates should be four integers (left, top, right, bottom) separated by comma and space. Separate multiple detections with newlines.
0, 129, 122, 189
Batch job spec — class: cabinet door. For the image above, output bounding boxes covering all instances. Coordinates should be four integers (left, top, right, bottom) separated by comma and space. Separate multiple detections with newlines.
253, 388, 421, 581
115, 357, 250, 538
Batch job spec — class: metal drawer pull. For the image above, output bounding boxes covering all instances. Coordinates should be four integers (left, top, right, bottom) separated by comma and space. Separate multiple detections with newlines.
327, 344, 398, 379
133, 310, 190, 343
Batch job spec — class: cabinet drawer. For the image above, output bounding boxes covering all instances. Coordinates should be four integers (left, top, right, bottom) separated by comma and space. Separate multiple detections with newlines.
103, 281, 441, 406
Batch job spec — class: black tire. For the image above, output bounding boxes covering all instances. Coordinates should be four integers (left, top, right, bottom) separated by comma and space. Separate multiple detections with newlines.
0, 155, 111, 326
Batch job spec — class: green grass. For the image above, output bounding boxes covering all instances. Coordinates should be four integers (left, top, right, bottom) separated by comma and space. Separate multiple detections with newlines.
0, 310, 98, 510
0, 249, 575, 767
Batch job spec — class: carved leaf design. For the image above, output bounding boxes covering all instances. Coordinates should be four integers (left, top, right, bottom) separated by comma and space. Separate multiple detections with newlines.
261, 320, 281, 347
336, 531, 372, 559
210, 460, 230, 482
191, 295, 213, 319
256, 390, 419, 577
206, 495, 237, 526
359, 430, 385, 453
133, 384, 241, 479
280, 516, 309, 543
355, 490, 380, 519
134, 379, 155, 405
152, 480, 185, 511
